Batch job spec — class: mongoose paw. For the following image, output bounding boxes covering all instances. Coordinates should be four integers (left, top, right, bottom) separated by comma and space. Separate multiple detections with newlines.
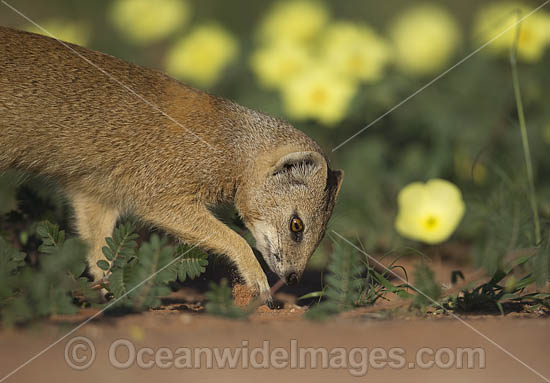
246, 272, 272, 307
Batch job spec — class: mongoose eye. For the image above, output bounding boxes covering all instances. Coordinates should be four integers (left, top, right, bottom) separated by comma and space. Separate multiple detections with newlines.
290, 216, 304, 233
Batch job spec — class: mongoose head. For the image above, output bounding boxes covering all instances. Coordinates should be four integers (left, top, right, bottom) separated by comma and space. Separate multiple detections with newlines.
242, 148, 343, 285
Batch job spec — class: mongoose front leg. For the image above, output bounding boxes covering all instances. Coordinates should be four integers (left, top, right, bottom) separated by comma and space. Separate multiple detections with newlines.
71, 193, 119, 282
141, 203, 272, 304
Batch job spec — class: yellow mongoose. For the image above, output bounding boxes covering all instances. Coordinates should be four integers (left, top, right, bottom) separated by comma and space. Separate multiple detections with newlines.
0, 27, 343, 304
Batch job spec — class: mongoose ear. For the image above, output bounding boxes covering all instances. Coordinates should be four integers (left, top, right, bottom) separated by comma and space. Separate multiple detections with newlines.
270, 151, 327, 181
328, 169, 344, 198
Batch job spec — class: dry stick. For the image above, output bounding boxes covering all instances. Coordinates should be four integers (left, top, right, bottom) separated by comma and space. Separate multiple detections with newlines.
510, 13, 541, 245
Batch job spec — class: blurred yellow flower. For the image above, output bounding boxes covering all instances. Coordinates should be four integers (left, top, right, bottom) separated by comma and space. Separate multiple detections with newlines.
250, 42, 312, 89
128, 325, 145, 342
322, 22, 391, 83
165, 24, 239, 87
389, 4, 461, 75
282, 67, 357, 125
26, 19, 91, 46
109, 0, 189, 45
395, 179, 465, 244
259, 0, 329, 44
473, 2, 550, 62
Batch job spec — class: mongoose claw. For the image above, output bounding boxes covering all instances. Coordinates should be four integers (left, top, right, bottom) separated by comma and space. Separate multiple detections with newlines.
260, 289, 274, 308
265, 297, 276, 309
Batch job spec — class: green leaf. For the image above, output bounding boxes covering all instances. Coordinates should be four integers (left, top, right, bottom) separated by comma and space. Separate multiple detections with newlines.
1, 234, 88, 325
97, 260, 110, 271
305, 240, 366, 320
37, 221, 65, 254
100, 221, 138, 274
173, 245, 208, 282
298, 291, 325, 301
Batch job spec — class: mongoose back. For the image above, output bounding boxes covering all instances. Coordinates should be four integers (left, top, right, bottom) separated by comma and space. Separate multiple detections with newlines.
0, 26, 343, 304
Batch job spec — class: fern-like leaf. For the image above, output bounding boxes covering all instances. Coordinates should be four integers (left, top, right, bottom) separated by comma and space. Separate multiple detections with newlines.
173, 244, 208, 282
36, 220, 65, 254
306, 241, 366, 320
101, 221, 138, 270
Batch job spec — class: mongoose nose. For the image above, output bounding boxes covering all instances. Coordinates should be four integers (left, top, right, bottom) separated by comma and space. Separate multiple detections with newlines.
286, 272, 298, 286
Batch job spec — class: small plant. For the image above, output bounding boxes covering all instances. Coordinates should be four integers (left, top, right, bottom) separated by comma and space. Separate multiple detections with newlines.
443, 268, 550, 315
100, 222, 209, 312
304, 241, 366, 320
411, 262, 441, 309
304, 239, 417, 320
0, 221, 90, 325
0, 218, 211, 324
205, 279, 248, 319
97, 221, 139, 275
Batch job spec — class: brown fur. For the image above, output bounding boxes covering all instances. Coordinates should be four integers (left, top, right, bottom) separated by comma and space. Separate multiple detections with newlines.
0, 27, 343, 303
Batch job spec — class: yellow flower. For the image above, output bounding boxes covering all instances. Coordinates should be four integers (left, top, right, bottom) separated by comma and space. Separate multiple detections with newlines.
250, 42, 312, 89
259, 0, 329, 44
473, 2, 550, 62
109, 0, 189, 45
389, 4, 461, 75
322, 22, 391, 83
26, 19, 91, 46
165, 24, 239, 87
395, 179, 465, 244
281, 66, 357, 125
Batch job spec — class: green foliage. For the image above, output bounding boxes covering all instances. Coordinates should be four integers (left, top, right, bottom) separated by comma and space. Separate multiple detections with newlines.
36, 220, 66, 254
100, 221, 138, 272
101, 223, 209, 312
205, 279, 247, 319
173, 244, 209, 282
0, 237, 26, 275
0, 218, 211, 324
362, 251, 415, 303
304, 243, 437, 319
411, 262, 441, 308
305, 241, 367, 320
443, 268, 549, 315
439, 236, 550, 315
107, 234, 176, 310
0, 221, 89, 325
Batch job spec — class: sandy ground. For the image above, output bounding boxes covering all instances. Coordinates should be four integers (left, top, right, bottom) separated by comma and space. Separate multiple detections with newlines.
1, 253, 548, 383
0, 312, 549, 383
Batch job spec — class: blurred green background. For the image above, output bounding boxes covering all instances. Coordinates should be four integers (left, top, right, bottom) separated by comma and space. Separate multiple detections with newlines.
1, 0, 549, 279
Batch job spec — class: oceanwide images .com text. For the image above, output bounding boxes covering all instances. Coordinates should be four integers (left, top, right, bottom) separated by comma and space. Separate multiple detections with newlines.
65, 337, 486, 376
